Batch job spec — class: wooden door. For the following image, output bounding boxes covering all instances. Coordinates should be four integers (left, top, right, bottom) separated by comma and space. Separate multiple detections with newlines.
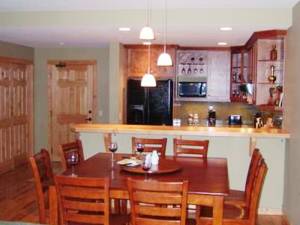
0, 57, 33, 174
48, 60, 96, 160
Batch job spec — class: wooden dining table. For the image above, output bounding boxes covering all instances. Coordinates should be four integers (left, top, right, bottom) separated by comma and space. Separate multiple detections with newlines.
62, 153, 229, 225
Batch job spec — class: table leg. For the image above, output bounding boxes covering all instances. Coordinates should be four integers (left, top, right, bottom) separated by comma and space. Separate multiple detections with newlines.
212, 196, 224, 225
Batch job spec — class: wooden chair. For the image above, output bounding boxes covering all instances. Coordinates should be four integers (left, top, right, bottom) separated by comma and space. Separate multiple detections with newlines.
131, 137, 167, 157
59, 139, 84, 171
127, 178, 189, 225
55, 175, 129, 225
224, 149, 262, 217
29, 149, 54, 224
173, 138, 209, 158
197, 158, 268, 225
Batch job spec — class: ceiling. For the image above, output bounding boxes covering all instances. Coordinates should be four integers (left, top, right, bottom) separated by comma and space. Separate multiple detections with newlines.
0, 0, 298, 48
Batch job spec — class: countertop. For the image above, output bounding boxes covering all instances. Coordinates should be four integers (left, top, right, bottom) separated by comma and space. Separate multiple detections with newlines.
72, 123, 290, 138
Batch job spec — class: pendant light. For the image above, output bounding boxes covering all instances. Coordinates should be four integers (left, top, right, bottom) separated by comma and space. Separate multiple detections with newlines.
141, 45, 156, 87
139, 0, 155, 40
157, 0, 172, 66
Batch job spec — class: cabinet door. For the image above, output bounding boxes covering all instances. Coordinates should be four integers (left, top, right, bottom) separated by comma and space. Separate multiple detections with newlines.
207, 51, 231, 102
127, 46, 176, 78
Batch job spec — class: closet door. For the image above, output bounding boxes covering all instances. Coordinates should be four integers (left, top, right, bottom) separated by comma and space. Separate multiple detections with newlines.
0, 57, 33, 174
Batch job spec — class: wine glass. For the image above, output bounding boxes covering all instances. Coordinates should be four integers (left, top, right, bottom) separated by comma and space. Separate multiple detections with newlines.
67, 151, 79, 177
109, 142, 118, 162
142, 160, 151, 179
136, 143, 144, 159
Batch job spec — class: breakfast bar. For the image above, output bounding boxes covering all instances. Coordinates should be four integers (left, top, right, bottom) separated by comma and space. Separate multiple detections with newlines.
72, 123, 290, 214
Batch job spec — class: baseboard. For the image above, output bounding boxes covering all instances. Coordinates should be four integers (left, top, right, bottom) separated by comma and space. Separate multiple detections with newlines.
258, 207, 283, 215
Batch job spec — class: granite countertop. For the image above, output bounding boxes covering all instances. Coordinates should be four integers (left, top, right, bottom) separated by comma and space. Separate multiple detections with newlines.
72, 123, 290, 138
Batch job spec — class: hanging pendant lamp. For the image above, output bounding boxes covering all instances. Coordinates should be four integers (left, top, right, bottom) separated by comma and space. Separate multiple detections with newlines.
139, 0, 155, 41
157, 0, 172, 66
141, 45, 156, 87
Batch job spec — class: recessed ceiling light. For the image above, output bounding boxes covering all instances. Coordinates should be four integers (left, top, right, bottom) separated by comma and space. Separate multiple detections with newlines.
118, 27, 131, 32
218, 42, 228, 46
220, 27, 232, 31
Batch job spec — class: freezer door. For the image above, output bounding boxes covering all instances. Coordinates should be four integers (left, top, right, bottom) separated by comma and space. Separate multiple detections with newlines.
148, 80, 173, 125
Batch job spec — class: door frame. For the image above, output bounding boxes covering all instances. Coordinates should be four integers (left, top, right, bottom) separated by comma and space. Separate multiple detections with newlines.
47, 60, 97, 158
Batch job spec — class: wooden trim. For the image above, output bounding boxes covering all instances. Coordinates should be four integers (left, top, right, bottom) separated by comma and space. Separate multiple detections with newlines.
178, 46, 231, 51
124, 44, 178, 49
0, 56, 33, 65
245, 30, 287, 49
48, 60, 97, 65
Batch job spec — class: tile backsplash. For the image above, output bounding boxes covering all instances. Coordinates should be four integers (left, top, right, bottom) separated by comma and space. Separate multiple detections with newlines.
173, 102, 258, 126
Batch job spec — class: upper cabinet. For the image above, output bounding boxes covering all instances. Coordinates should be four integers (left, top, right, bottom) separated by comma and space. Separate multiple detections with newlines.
230, 30, 286, 109
254, 38, 285, 107
126, 45, 176, 78
175, 49, 230, 102
207, 51, 231, 102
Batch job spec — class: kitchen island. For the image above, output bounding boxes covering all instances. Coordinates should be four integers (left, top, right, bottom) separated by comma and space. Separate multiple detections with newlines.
72, 123, 290, 215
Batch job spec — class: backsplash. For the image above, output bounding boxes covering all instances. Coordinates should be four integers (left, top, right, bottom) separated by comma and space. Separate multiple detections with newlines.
173, 102, 258, 126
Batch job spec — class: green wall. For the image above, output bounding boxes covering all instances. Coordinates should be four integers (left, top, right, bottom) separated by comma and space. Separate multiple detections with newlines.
284, 1, 300, 224
0, 40, 33, 60
34, 47, 110, 153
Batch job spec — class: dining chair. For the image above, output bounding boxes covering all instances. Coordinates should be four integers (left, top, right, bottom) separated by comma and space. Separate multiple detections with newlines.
59, 139, 84, 171
173, 138, 209, 158
224, 149, 262, 217
55, 175, 129, 225
196, 158, 268, 225
131, 137, 168, 157
29, 149, 54, 224
127, 178, 189, 225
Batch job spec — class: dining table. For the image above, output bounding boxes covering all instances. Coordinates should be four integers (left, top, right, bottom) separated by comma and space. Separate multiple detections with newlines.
62, 152, 229, 225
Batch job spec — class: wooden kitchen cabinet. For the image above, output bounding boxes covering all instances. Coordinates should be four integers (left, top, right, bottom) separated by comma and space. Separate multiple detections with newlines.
230, 46, 253, 103
207, 50, 231, 102
230, 30, 286, 108
126, 45, 176, 78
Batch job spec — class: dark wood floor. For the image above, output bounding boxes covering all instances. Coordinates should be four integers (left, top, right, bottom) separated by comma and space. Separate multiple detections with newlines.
0, 163, 290, 225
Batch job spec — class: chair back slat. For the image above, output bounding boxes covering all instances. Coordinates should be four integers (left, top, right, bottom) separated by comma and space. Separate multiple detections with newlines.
29, 149, 54, 224
173, 138, 209, 158
59, 139, 84, 170
132, 137, 167, 157
134, 191, 183, 204
55, 176, 110, 225
136, 205, 182, 217
136, 217, 181, 225
127, 178, 188, 225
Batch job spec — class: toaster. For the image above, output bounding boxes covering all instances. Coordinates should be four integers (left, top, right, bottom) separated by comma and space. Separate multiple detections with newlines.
228, 115, 242, 126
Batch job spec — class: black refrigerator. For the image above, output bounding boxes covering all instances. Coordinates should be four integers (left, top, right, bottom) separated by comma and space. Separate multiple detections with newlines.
127, 79, 173, 125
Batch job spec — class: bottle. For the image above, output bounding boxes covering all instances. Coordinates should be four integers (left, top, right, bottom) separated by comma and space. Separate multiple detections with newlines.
151, 150, 159, 165
208, 106, 216, 127
270, 45, 277, 61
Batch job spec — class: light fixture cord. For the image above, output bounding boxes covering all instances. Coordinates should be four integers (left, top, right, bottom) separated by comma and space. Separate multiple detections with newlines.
147, 44, 151, 74
164, 0, 167, 53
146, 0, 150, 26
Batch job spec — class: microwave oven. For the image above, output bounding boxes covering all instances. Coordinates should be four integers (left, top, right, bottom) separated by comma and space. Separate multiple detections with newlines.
178, 82, 207, 97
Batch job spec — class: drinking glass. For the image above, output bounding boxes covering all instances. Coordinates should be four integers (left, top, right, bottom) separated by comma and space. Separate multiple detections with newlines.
136, 143, 144, 159
142, 160, 151, 179
109, 142, 118, 162
67, 151, 79, 177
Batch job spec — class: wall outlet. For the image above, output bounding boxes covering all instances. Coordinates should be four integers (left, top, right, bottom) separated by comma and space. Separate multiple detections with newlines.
98, 110, 103, 117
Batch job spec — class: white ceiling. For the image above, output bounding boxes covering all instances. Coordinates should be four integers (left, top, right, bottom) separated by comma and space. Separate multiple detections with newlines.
0, 0, 298, 48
